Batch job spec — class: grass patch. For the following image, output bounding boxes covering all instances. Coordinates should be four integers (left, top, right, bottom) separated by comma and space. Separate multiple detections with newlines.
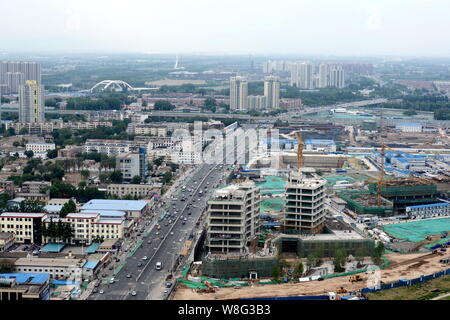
366, 274, 450, 300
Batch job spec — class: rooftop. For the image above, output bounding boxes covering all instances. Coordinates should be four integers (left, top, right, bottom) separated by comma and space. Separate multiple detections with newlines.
0, 273, 49, 285
15, 257, 85, 268
408, 202, 450, 209
80, 210, 126, 218
81, 199, 148, 212
0, 212, 47, 219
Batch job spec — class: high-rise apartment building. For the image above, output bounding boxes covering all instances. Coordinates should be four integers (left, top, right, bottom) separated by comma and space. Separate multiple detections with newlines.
206, 181, 260, 254
264, 76, 280, 110
247, 95, 267, 110
329, 65, 345, 88
0, 61, 41, 94
290, 62, 314, 89
317, 63, 329, 88
19, 80, 44, 123
284, 170, 326, 234
229, 76, 248, 111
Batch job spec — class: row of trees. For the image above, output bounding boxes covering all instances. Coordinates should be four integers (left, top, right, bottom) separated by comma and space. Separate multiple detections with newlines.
272, 243, 385, 280
375, 93, 450, 120
42, 220, 75, 243
49, 180, 107, 203
51, 119, 133, 148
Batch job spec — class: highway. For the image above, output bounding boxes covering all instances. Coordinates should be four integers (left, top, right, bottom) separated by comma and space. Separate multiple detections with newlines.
89, 129, 248, 300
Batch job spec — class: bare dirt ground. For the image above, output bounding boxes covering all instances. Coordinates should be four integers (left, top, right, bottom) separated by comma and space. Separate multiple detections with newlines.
173, 251, 450, 300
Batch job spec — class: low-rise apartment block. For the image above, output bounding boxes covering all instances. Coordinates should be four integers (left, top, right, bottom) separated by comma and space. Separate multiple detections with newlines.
107, 184, 159, 199
0, 212, 47, 244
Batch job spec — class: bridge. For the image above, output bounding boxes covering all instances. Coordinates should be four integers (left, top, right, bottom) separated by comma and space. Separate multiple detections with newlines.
89, 80, 158, 93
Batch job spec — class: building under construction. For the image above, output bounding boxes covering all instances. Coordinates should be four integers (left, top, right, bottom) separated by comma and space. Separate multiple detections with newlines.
368, 179, 438, 214
339, 190, 394, 216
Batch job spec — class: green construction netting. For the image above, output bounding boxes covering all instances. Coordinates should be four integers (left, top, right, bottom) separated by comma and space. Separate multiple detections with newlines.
382, 218, 450, 242
260, 198, 285, 213
181, 264, 190, 277
256, 176, 287, 194
178, 279, 206, 289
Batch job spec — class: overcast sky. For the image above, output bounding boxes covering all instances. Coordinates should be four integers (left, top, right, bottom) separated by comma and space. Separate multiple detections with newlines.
1, 0, 449, 57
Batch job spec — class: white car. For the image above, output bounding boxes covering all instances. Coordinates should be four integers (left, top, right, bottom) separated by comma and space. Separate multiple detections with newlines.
142, 256, 148, 260
131, 291, 137, 296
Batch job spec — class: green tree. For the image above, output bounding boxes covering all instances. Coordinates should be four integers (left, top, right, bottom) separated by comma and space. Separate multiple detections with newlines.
372, 242, 385, 264
153, 157, 164, 167
334, 248, 347, 273
307, 253, 318, 269
162, 171, 173, 184
272, 265, 281, 281
154, 100, 176, 111
294, 262, 304, 277
110, 171, 123, 183
47, 149, 58, 159
131, 175, 142, 184
24, 150, 34, 158
80, 169, 90, 180
59, 199, 76, 218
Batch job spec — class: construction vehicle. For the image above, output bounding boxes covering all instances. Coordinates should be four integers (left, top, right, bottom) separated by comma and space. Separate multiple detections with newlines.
349, 275, 364, 283
336, 287, 347, 294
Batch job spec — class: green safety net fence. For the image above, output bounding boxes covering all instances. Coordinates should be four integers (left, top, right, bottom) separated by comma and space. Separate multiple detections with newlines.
181, 264, 190, 278
260, 198, 285, 213
382, 218, 450, 242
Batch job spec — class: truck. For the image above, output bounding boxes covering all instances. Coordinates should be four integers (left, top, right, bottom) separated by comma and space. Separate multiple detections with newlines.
349, 275, 364, 283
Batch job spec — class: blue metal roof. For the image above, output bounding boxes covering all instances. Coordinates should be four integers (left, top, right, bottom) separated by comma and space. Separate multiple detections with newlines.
85, 242, 101, 254
0, 273, 49, 284
40, 243, 66, 253
81, 199, 147, 212
408, 202, 450, 209
304, 139, 336, 145
83, 261, 99, 270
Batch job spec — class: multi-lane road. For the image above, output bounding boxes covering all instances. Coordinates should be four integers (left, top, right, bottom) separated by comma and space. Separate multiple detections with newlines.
88, 163, 231, 300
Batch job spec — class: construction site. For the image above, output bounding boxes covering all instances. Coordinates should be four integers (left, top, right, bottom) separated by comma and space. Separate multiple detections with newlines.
171, 125, 450, 300
173, 250, 450, 300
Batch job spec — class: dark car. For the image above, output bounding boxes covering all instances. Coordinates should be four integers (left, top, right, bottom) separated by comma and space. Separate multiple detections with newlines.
165, 282, 172, 288
137, 263, 143, 267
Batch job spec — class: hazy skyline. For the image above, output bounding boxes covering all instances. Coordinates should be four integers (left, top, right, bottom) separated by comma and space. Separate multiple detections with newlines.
1, 0, 449, 57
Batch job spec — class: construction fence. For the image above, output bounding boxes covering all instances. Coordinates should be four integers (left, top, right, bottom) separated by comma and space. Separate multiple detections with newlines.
361, 268, 450, 294
201, 256, 278, 279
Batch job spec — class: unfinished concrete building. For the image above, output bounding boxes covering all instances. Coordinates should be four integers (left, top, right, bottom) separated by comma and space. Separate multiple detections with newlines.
284, 170, 327, 234
205, 181, 260, 254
